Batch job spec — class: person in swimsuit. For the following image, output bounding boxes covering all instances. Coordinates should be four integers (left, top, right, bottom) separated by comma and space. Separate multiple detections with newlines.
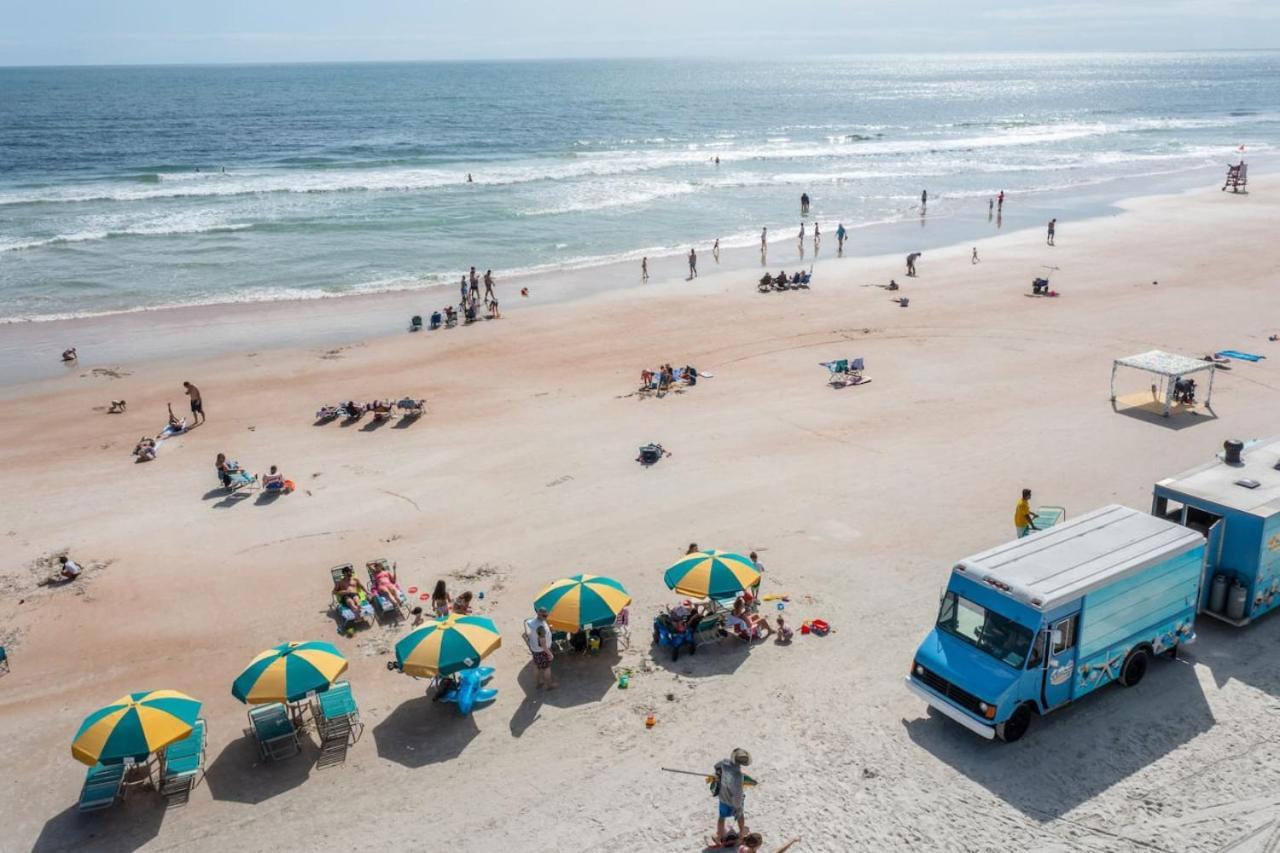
333, 567, 367, 616
370, 563, 400, 605
483, 270, 495, 300
431, 579, 452, 618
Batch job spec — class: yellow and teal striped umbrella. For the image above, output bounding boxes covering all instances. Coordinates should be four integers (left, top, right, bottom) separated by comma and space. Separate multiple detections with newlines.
534, 574, 631, 632
71, 690, 202, 766
395, 614, 501, 678
232, 641, 349, 704
663, 550, 760, 600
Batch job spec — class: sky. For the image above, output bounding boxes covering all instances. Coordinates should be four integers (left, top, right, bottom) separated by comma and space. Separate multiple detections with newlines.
1, 0, 1278, 66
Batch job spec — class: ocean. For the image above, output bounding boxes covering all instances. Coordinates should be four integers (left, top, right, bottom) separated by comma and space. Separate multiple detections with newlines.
0, 52, 1277, 323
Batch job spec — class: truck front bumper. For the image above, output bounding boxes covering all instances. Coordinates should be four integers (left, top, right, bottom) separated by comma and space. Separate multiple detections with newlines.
904, 677, 996, 740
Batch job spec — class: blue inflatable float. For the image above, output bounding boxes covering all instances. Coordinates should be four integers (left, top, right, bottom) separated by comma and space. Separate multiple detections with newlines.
437, 666, 498, 715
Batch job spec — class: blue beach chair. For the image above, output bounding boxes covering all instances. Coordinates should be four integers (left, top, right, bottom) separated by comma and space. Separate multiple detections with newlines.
247, 703, 300, 761
160, 719, 207, 806
314, 682, 362, 768
77, 762, 127, 813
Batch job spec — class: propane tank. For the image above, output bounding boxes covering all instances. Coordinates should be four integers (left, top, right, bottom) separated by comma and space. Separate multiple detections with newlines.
1209, 573, 1229, 614
1226, 580, 1249, 622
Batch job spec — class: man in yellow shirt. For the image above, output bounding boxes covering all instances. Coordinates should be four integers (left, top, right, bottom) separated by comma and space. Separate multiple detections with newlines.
1015, 488, 1038, 538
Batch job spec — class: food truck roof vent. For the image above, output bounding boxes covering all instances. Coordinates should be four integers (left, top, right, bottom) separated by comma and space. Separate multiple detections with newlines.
1224, 439, 1244, 465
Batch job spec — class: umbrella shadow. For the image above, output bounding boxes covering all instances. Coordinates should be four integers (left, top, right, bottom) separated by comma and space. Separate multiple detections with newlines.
203, 734, 315, 805
514, 648, 620, 710
33, 793, 165, 853
647, 635, 751, 678
371, 693, 480, 768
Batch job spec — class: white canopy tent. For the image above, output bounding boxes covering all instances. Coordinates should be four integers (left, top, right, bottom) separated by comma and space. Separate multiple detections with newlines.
1110, 349, 1215, 417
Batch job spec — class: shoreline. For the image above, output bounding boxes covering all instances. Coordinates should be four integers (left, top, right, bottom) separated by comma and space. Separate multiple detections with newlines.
0, 159, 1256, 388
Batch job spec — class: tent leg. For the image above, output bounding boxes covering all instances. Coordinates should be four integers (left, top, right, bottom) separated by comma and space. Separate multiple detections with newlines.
1164, 375, 1175, 417
1110, 363, 1118, 402
1206, 366, 1216, 410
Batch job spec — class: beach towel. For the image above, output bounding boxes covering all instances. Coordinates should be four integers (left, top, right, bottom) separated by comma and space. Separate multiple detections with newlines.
1217, 350, 1265, 362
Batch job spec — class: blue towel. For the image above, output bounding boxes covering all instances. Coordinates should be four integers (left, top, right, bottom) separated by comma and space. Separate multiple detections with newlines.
1217, 350, 1265, 362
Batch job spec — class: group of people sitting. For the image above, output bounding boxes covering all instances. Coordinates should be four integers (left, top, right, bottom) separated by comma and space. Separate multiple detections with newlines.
640, 363, 699, 392
1173, 376, 1198, 405
214, 453, 289, 492
757, 270, 811, 292
657, 591, 778, 646
316, 398, 424, 422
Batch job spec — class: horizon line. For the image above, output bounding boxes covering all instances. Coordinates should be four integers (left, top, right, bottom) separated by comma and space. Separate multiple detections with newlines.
2, 47, 1278, 71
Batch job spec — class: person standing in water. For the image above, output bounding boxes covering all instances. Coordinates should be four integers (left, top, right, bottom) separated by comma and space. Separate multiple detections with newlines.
800, 193, 810, 215
713, 238, 720, 262
921, 189, 928, 207
1047, 218, 1056, 246
688, 248, 698, 279
641, 257, 649, 281
760, 227, 768, 259
813, 222, 821, 249
836, 223, 847, 254
798, 222, 805, 246
997, 190, 1005, 211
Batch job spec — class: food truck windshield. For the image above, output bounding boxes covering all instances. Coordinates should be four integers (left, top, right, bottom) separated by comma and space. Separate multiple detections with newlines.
937, 591, 1035, 669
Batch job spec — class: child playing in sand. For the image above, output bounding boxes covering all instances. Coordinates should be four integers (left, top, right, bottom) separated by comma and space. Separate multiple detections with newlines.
410, 606, 426, 627
775, 614, 793, 644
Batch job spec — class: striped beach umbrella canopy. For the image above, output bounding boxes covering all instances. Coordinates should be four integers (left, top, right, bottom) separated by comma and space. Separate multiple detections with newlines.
663, 550, 760, 600
71, 690, 202, 766
232, 641, 349, 705
395, 614, 501, 678
534, 574, 631, 632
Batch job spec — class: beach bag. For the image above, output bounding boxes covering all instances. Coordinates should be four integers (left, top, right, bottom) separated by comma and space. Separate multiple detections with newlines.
638, 444, 663, 464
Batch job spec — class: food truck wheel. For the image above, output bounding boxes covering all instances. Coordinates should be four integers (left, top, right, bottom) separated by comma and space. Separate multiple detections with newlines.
1119, 648, 1150, 687
996, 704, 1032, 743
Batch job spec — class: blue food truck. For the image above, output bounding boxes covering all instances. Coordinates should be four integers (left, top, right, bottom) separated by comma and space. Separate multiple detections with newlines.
906, 505, 1204, 742
1153, 438, 1280, 626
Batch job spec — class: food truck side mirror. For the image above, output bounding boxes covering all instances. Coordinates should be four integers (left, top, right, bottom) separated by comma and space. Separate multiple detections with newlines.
1050, 629, 1063, 647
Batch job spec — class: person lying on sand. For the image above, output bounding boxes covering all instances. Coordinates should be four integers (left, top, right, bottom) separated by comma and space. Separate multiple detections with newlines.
166, 403, 182, 429
108, 400, 127, 413
134, 437, 157, 461
333, 566, 367, 616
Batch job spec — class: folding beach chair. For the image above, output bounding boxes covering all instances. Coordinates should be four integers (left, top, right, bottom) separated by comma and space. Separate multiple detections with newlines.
247, 703, 300, 761
313, 682, 363, 769
822, 357, 868, 388
365, 558, 408, 622
223, 468, 257, 494
78, 763, 127, 813
692, 613, 728, 646
160, 719, 207, 807
396, 397, 426, 417
0, 646, 8, 675
331, 564, 376, 630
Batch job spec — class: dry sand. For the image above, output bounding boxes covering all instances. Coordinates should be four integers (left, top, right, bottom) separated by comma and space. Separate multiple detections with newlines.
3, 177, 1280, 853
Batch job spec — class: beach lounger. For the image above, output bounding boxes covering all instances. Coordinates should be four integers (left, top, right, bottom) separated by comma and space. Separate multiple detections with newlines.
313, 682, 362, 768
365, 558, 408, 621
429, 311, 442, 330
77, 762, 127, 813
160, 718, 206, 806
315, 405, 341, 422
339, 403, 365, 421
693, 613, 729, 646
822, 357, 868, 388
247, 703, 300, 761
369, 401, 396, 422
331, 564, 376, 630
0, 645, 7, 674
410, 315, 423, 332
224, 469, 257, 493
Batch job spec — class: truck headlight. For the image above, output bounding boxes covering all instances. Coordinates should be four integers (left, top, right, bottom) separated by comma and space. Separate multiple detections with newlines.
981, 703, 997, 719
914, 663, 924, 676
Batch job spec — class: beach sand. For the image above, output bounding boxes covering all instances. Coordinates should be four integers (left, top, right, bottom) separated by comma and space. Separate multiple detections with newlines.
4, 176, 1280, 853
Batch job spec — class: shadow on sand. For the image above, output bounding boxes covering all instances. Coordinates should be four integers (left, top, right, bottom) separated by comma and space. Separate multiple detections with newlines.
647, 633, 752, 679
903, 653, 1213, 820
371, 694, 480, 768
1111, 397, 1216, 431
204, 735, 315, 805
33, 791, 165, 853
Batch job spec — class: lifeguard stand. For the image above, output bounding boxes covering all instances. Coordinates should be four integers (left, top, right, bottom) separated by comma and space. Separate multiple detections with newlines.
1223, 161, 1248, 193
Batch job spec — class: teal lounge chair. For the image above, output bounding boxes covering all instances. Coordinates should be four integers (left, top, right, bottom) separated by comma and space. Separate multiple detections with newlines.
78, 762, 126, 813
160, 719, 207, 806
247, 703, 300, 761
693, 613, 728, 646
314, 682, 362, 768
365, 559, 408, 622
330, 564, 375, 631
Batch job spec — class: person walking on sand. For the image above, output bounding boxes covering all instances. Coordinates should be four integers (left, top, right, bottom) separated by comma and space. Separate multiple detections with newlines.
797, 223, 805, 248
183, 381, 204, 425
483, 269, 495, 301
972, 247, 979, 264
906, 251, 921, 277
688, 248, 698, 279
524, 606, 556, 690
641, 256, 649, 281
1047, 218, 1056, 246
713, 238, 720, 262
760, 227, 768, 257
836, 222, 846, 254
1015, 488, 1038, 538
469, 267, 480, 300
712, 748, 754, 847
459, 275, 468, 305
